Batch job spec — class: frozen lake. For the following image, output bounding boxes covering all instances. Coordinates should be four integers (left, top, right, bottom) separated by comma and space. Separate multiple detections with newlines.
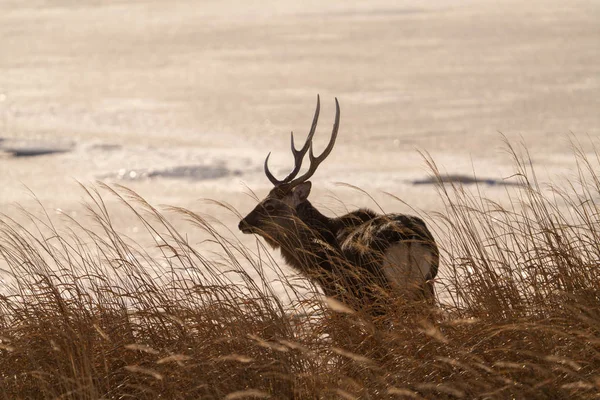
1, 0, 598, 294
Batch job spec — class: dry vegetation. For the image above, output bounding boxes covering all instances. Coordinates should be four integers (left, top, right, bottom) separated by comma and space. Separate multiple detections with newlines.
0, 142, 599, 399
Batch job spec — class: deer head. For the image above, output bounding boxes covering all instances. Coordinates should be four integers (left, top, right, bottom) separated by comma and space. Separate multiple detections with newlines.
238, 96, 340, 246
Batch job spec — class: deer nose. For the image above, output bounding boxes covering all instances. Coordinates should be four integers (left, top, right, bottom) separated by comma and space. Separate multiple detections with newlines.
238, 219, 252, 234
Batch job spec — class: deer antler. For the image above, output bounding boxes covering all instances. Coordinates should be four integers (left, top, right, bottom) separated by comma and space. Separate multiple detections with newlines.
264, 96, 340, 187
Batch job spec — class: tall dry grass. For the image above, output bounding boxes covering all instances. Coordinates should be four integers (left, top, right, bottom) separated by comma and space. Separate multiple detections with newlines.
0, 142, 598, 399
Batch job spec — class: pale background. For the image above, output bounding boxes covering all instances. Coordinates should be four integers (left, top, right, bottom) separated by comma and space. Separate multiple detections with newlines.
1, 0, 598, 294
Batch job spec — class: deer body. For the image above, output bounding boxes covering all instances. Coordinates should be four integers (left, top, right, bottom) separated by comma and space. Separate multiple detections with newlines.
239, 97, 439, 311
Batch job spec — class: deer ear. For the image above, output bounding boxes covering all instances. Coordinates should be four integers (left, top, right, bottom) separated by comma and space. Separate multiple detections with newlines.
292, 181, 312, 203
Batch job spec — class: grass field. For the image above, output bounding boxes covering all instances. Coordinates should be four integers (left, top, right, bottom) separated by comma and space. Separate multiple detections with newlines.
1, 142, 598, 399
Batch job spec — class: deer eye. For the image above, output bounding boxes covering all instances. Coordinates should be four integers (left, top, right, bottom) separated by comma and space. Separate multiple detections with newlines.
264, 203, 276, 213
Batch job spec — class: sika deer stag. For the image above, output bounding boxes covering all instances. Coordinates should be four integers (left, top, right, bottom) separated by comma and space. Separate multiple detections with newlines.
239, 96, 439, 312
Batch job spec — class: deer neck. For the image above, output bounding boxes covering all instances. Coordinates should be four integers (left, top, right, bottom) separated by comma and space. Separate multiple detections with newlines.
296, 201, 334, 232
276, 200, 339, 274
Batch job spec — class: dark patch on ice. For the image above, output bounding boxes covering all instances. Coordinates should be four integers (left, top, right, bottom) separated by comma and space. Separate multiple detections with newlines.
88, 143, 122, 152
411, 174, 524, 187
102, 165, 242, 182
0, 137, 74, 157
0, 144, 72, 157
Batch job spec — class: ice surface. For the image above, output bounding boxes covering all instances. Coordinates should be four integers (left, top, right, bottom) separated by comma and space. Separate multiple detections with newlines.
0, 0, 598, 302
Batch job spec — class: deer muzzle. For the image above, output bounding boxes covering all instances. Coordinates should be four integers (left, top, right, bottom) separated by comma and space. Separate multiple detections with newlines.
238, 219, 254, 234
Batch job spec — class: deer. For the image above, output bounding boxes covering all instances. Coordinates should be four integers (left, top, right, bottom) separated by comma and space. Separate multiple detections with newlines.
238, 96, 439, 314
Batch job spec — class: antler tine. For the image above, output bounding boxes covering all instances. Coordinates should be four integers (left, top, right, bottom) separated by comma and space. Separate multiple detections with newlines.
264, 95, 321, 186
264, 152, 282, 186
288, 97, 340, 187
281, 95, 320, 182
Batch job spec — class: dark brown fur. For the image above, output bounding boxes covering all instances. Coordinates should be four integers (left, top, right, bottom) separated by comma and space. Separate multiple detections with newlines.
239, 97, 438, 312
240, 184, 439, 311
